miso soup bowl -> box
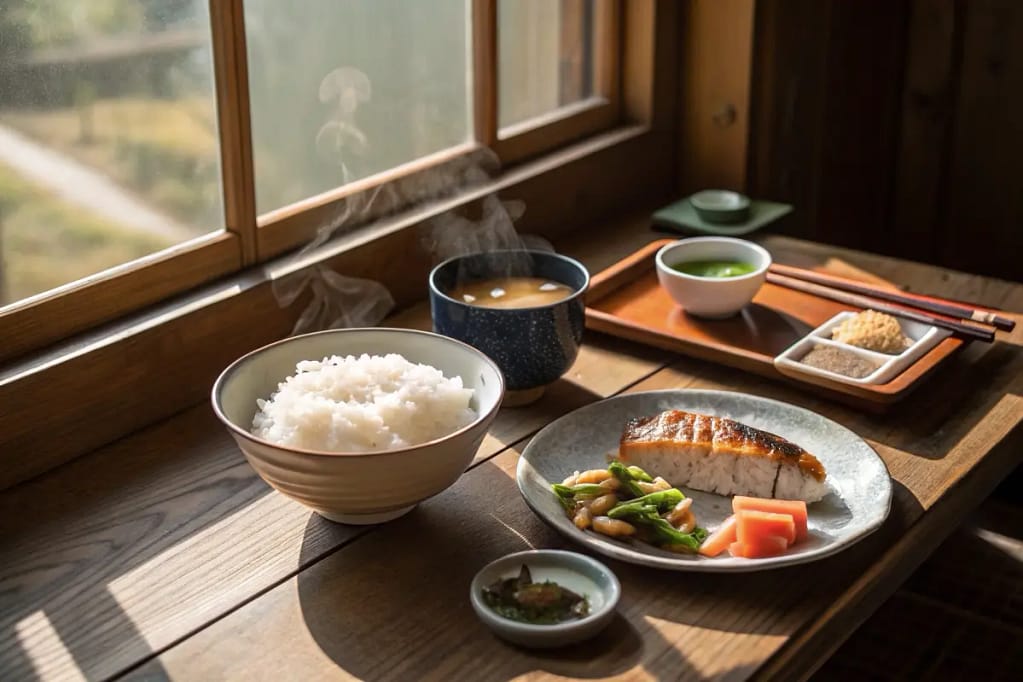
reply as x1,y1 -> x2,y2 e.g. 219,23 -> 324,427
655,237 -> 771,318
211,328 -> 504,525
429,250 -> 589,406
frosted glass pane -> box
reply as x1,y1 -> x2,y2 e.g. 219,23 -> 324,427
498,0 -> 595,129
244,0 -> 472,215
0,0 -> 223,306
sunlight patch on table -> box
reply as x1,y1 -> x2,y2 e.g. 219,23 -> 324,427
15,610 -> 88,682
104,493 -> 323,650
643,614 -> 786,678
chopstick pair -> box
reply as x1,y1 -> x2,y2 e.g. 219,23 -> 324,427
765,264 -> 1014,344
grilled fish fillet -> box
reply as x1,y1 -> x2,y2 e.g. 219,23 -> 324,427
619,410 -> 828,502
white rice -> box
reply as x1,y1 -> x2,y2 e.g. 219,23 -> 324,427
251,353 -> 477,452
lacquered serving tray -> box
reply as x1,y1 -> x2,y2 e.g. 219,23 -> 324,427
584,239 -> 966,411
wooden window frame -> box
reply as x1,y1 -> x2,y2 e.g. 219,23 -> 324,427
0,0 -> 625,361
0,0 -> 257,364
256,0 -> 625,262
0,0 -> 680,489
480,0 -> 623,165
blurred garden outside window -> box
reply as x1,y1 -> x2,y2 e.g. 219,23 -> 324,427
0,0 -> 621,360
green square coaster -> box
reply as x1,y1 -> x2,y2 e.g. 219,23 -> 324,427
652,197 -> 793,236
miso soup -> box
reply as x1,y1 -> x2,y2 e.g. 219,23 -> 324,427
449,276 -> 574,309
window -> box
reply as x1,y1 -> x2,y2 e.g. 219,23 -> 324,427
0,0 -> 223,305
0,0 -> 623,361
498,0 -> 598,130
243,0 -> 472,216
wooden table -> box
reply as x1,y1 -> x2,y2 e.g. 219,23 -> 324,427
2,215 -> 1021,681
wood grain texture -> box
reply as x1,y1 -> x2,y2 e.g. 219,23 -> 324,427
748,0 -> 909,252
3,223 -> 1022,682
593,0 -> 622,111
126,332 -> 1022,682
0,313 -> 670,682
939,0 -> 1023,280
762,235 -> 1023,311
473,0 -> 498,147
620,0 -> 683,132
0,232 -> 240,365
491,0 -> 655,165
677,0 -> 755,193
0,130 -> 675,491
493,99 -> 621,165
811,0 -> 909,255
209,0 -> 258,264
891,0 -> 962,264
747,0 -> 831,240
750,0 -> 1023,281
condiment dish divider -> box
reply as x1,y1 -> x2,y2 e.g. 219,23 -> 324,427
774,311 -> 952,386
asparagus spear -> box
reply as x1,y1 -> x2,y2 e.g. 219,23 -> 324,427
608,488 -> 707,550
552,483 -> 608,498
608,460 -> 648,497
551,482 -> 609,510
607,488 -> 684,515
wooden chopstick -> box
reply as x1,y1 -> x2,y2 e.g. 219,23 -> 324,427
769,263 -> 1015,332
766,271 -> 996,343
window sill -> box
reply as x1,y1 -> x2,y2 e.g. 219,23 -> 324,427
1,123 -> 675,489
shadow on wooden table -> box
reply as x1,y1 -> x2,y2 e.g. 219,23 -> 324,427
293,450 -> 865,681
871,338 -> 1023,459
672,302 -> 815,356
0,407 -> 259,682
673,335 -> 1022,464
294,457 -> 649,680
813,498 -> 1023,681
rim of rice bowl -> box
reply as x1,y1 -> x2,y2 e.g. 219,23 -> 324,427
211,328 -> 505,457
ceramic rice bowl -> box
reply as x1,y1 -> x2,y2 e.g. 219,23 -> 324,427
211,328 -> 504,524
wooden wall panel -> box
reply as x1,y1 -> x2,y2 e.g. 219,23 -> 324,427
890,0 -> 963,263
747,0 -> 833,238
939,0 -> 1023,281
749,0 -> 909,250
747,0 -> 1021,281
677,0 -> 755,194
812,1 -> 909,253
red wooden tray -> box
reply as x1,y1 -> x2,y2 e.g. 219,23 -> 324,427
585,240 -> 966,411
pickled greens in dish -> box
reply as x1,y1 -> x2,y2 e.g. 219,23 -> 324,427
481,565 -> 589,624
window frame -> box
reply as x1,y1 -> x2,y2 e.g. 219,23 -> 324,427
0,0 -> 692,489
0,0 -> 624,360
486,0 -> 622,165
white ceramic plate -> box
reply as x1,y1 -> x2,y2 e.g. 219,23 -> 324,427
516,390 -> 892,572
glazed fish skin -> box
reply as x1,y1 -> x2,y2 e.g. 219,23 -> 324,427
619,410 -> 828,502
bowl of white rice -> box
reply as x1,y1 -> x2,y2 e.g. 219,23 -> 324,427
212,328 -> 504,524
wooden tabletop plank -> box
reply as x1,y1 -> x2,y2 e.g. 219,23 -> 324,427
123,324 -> 1022,681
757,235 -> 1023,312
0,328 -> 670,682
4,217 -> 1022,682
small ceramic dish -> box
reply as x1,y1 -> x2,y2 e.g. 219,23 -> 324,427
469,549 -> 620,648
689,190 -> 751,223
655,237 -> 771,318
774,311 -> 951,385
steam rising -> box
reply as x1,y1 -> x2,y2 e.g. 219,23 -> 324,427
273,65 -> 395,334
273,65 -> 551,334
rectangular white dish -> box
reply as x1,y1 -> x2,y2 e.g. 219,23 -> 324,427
774,311 -> 952,386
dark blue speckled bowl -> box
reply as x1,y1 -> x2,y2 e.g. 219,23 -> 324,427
429,250 -> 589,405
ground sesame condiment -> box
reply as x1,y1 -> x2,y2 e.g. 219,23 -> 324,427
831,310 -> 911,354
800,345 -> 880,379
